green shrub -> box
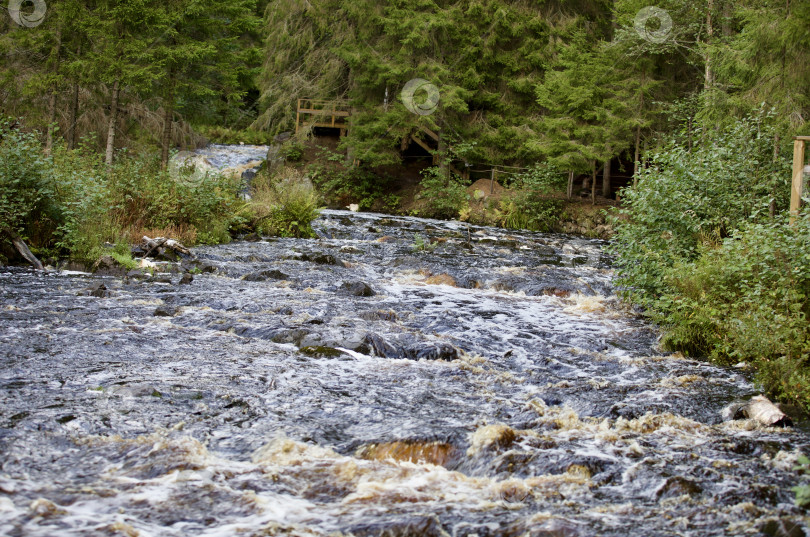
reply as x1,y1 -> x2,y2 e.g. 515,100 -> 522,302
311,165 -> 395,210
250,167 -> 322,238
609,111 -> 810,409
0,122 -> 59,243
280,140 -> 304,162
417,166 -> 469,219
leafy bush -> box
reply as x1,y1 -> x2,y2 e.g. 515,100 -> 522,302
0,122 -> 59,242
610,112 -> 791,307
609,111 -> 810,408
250,167 -> 322,238
312,165 -> 395,210
417,166 -> 469,219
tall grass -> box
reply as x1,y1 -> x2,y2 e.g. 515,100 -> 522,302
249,167 -> 322,238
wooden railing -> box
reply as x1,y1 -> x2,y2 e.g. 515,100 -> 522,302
296,99 -> 351,134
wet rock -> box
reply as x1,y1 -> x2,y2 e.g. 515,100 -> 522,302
125,269 -> 149,281
409,343 -> 458,361
340,281 -> 376,297
78,282 -> 111,298
299,346 -> 345,358
357,440 -> 457,467
724,395 -> 793,427
242,232 -> 261,242
152,274 -> 172,284
181,259 -> 217,274
655,476 -> 703,499
425,273 -> 457,287
300,252 -> 340,265
179,273 -> 194,285
358,310 -> 398,322
365,333 -> 401,358
349,516 -> 445,537
154,304 -> 180,317
759,519 -> 806,537
243,269 -> 289,282
91,255 -> 129,277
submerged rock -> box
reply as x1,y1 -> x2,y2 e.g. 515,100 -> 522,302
179,273 -> 194,285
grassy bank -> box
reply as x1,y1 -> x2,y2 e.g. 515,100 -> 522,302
0,121 -> 246,266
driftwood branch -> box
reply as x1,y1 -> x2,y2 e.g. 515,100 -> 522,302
2,228 -> 44,270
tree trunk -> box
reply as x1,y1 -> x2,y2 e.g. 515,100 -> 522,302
2,228 -> 44,270
160,93 -> 174,170
704,0 -> 715,91
105,79 -> 120,167
567,170 -> 574,199
591,160 -> 596,206
44,91 -> 57,156
602,159 -> 611,199
44,29 -> 62,156
633,127 -> 641,188
67,81 -> 79,150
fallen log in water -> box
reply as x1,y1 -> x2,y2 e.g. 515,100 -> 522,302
725,395 -> 793,427
141,236 -> 192,260
2,228 -> 43,270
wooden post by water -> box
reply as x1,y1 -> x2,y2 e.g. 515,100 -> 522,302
790,136 -> 809,224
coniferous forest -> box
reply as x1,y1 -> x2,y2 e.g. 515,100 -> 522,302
2,1 -> 810,408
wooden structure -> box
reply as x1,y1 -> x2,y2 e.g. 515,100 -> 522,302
296,99 -> 351,135
791,136 -> 810,223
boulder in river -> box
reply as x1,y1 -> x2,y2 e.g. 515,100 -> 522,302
340,281 -> 376,297
78,282 -> 110,298
154,304 -> 180,317
92,255 -> 129,277
243,269 -> 289,282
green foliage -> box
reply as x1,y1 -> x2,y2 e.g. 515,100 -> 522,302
250,167 -> 322,238
280,140 -> 305,162
610,111 -> 790,306
311,165 -> 394,211
0,123 -> 58,238
411,233 -> 437,253
610,112 -> 810,408
417,167 -> 469,220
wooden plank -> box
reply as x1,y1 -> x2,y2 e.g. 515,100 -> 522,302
298,109 -> 351,116
790,139 -> 806,223
421,127 -> 440,141
410,134 -> 434,154
795,136 -> 810,142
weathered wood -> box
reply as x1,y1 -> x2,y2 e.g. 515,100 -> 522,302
2,228 -> 44,270
791,138 -> 806,224
727,395 -> 793,427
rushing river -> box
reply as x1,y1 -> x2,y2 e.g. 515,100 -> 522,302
1,210 -> 809,536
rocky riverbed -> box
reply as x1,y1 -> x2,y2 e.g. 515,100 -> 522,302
1,210 -> 808,536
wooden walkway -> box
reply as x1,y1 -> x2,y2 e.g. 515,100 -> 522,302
296,99 -> 351,135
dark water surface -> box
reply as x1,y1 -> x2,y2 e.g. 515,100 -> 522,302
1,210 -> 808,536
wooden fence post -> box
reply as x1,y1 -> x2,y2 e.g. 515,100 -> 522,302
791,137 -> 809,224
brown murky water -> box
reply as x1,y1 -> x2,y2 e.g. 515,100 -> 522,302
1,209 -> 808,536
